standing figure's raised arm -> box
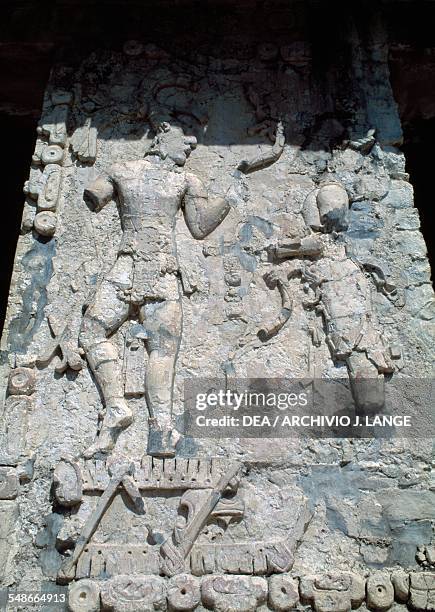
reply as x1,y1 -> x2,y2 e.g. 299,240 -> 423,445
83,174 -> 115,212
183,173 -> 231,239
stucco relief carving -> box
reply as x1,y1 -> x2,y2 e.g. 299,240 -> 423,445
266,181 -> 397,410
79,117 -> 235,458
63,568 -> 435,611
52,454 -> 312,589
1,22 -> 433,609
22,91 -> 71,238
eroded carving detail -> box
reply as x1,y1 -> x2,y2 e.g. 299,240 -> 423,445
36,309 -> 84,374
190,499 -> 311,576
366,571 -> 395,611
238,121 -> 285,174
201,575 -> 268,612
55,457 -> 235,495
123,324 -> 147,398
392,570 -> 410,604
224,270 -> 293,372
0,467 -> 19,500
33,211 -> 57,237
71,117 -> 98,163
59,458 -> 144,582
268,574 -> 299,611
266,181 -> 396,409
167,574 -> 201,611
100,575 -> 166,611
160,462 -> 242,576
53,459 -> 83,507
52,456 -> 313,588
409,573 -> 435,612
0,367 -> 36,499
37,164 -> 62,212
68,579 -> 101,612
54,458 -> 243,581
23,91 -> 70,237
0,395 -> 33,465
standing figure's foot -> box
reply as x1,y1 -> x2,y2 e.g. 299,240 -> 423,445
82,428 -> 116,458
83,399 -> 133,459
104,399 -> 134,429
147,422 -> 180,458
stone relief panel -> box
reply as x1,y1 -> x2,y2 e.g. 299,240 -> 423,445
0,21 -> 434,611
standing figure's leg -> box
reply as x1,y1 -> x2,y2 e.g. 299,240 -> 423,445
140,299 -> 182,457
79,258 -> 133,457
347,325 -> 394,412
346,352 -> 385,412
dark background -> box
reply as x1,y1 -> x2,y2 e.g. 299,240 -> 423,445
1,0 -> 434,335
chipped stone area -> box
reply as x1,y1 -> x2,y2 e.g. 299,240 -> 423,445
0,11 -> 434,612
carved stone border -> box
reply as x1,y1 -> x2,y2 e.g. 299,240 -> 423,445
67,570 -> 435,612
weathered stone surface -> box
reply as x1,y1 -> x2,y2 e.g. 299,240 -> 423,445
7,367 -> 35,396
0,3 -> 434,603
53,459 -> 83,507
0,501 -> 19,582
416,545 -> 435,570
35,513 -> 64,578
391,571 -> 410,603
377,491 -> 435,522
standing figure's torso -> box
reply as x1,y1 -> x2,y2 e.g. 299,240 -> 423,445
110,159 -> 187,259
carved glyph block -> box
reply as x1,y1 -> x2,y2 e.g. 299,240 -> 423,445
300,572 -> 365,612
391,571 -> 410,603
201,575 -> 268,612
409,572 -> 435,611
7,367 -> 35,396
37,164 -> 62,212
0,395 -> 32,464
41,144 -> 64,166
100,575 -> 166,612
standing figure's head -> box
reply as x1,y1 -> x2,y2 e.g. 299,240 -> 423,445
302,181 -> 349,234
146,113 -> 197,166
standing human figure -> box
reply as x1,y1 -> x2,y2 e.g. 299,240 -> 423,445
80,118 -> 232,457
